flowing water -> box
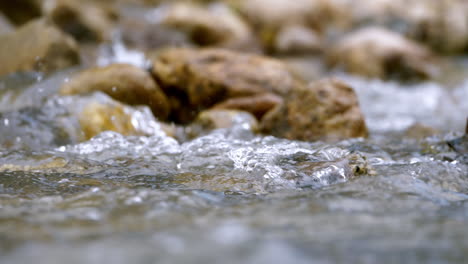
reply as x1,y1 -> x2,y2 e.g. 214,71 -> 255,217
0,47 -> 467,263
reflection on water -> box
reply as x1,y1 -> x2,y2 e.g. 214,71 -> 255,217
0,64 -> 467,263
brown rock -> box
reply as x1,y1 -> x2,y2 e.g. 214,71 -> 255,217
120,19 -> 190,52
152,47 -> 301,123
212,93 -> 283,120
333,0 -> 468,54
260,78 -> 368,142
327,27 -> 438,80
150,2 -> 256,51
42,0 -> 115,42
0,0 -> 42,25
274,24 -> 322,54
398,0 -> 468,54
236,0 -> 344,52
0,19 -> 79,77
60,64 -> 170,120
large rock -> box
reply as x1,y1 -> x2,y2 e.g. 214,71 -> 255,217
0,19 -> 79,77
260,78 -> 368,142
60,64 -> 170,120
151,47 -> 301,123
42,0 -> 115,42
326,27 -> 437,80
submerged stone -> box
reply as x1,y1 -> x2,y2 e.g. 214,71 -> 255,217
0,19 -> 79,77
182,109 -> 259,140
260,78 -> 368,142
60,63 -> 170,120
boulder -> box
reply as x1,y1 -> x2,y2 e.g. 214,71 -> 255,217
327,27 -> 438,80
0,19 -> 79,77
260,78 -> 368,142
60,64 -> 170,120
151,47 -> 301,123
42,0 -> 115,42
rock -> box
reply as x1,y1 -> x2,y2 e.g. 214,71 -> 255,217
151,47 -> 301,123
60,63 -> 170,120
0,19 -> 80,77
260,78 -> 368,142
238,0 -> 342,31
236,0 -> 344,52
274,24 -> 322,54
334,0 -> 468,54
398,0 -> 468,54
212,93 -> 283,120
326,27 -> 438,80
42,0 -> 115,42
78,101 -> 141,140
149,2 -> 257,51
182,109 -> 258,140
0,0 -> 42,25
70,93 -> 168,141
404,123 -> 439,140
121,19 -> 190,52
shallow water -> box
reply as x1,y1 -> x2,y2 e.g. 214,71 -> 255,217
0,56 -> 467,263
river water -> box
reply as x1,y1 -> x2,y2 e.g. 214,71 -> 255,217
0,49 -> 467,263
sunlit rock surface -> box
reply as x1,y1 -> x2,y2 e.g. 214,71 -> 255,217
60,63 -> 170,120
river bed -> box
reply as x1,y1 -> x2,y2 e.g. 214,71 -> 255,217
0,54 -> 467,263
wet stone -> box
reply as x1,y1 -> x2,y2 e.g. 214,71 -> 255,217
274,24 -> 322,54
182,109 -> 259,140
149,2 -> 257,51
0,19 -> 80,77
260,78 -> 368,142
42,0 -> 116,42
60,63 -> 170,120
151,47 -> 301,123
327,27 -> 438,81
